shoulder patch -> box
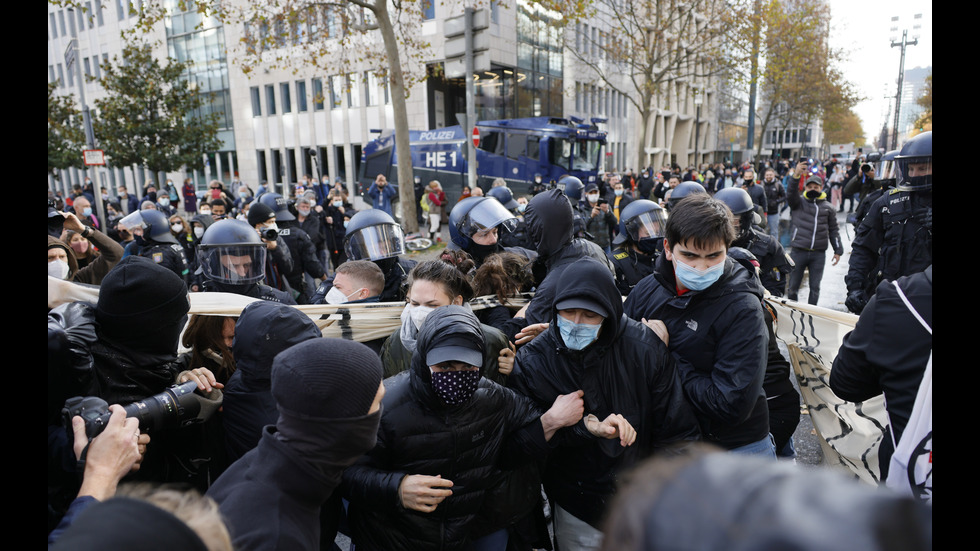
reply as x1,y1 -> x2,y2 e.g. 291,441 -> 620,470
151,252 -> 164,263
613,251 -> 629,260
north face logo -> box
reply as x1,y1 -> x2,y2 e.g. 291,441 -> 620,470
685,319 -> 698,332
472,431 -> 485,443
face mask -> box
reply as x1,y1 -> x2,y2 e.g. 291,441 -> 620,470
332,200 -> 343,208
614,189 -> 624,197
673,256 -> 725,291
743,178 -> 753,185
325,286 -> 363,305
517,203 -> 527,213
237,213 -> 247,221
430,369 -> 481,406
159,198 -> 170,207
171,223 -> 183,233
343,220 -> 349,228
805,189 -> 821,200
263,223 -> 279,233
48,259 -> 70,280
298,208 -> 311,217
535,178 -> 542,184
200,208 -> 211,215
82,207 -> 93,217
407,304 -> 435,331
556,315 -> 601,351
69,240 -> 89,255
587,193 -> 599,203
636,237 -> 663,256
193,226 -> 205,238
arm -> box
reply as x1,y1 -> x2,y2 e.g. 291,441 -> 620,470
829,293 -> 886,402
827,204 -> 844,259
62,213 -> 125,285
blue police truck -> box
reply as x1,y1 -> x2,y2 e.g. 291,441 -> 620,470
358,116 -> 607,209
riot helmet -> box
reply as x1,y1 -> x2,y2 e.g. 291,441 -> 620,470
258,192 -> 296,221
555,175 -> 585,202
894,131 -> 932,191
196,219 -> 268,285
486,185 -> 520,210
448,196 -> 519,250
343,209 -> 405,261
667,181 -> 707,210
714,187 -> 761,239
119,209 -> 177,245
613,199 -> 668,256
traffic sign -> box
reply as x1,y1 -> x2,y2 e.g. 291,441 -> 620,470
472,127 -> 480,149
83,149 -> 105,166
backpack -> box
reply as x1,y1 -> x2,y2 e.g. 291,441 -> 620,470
420,195 -> 430,213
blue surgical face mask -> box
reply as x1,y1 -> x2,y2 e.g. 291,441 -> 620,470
82,207 -> 93,217
614,189 -> 624,197
556,314 -> 601,351
673,256 -> 725,291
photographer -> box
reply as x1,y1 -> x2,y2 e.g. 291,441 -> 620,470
584,184 -> 617,254
247,202 -> 295,295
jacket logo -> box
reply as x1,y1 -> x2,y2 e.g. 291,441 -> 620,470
151,252 -> 164,263
685,319 -> 698,332
472,430 -> 485,443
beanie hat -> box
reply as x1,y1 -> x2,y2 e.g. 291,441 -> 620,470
50,497 -> 208,551
247,202 -> 276,227
95,255 -> 189,340
272,338 -> 383,420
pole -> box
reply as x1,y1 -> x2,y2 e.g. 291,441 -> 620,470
465,4 -> 477,190
67,8 -> 105,231
890,28 -> 918,150
694,104 -> 701,165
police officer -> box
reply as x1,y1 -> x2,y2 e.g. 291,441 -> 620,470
849,149 -> 899,229
555,175 -> 590,239
665,180 -> 707,211
137,209 -> 191,286
258,192 -> 326,304
486,185 -> 535,250
340,209 -> 417,302
607,199 -> 669,296
845,131 -> 932,314
715,187 -> 794,297
446,196 -> 536,270
196,218 -> 296,303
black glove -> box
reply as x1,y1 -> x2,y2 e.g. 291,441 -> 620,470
845,290 -> 868,315
914,207 -> 932,231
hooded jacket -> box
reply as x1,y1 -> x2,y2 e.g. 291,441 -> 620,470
342,305 -> 547,551
509,257 -> 701,527
521,189 -> 614,327
786,176 -> 844,254
623,253 -> 770,450
222,301 -> 323,463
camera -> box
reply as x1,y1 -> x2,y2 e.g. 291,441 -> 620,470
596,198 -> 608,206
260,227 -> 279,241
62,380 -> 202,441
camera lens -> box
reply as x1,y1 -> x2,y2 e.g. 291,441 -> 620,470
123,381 -> 201,432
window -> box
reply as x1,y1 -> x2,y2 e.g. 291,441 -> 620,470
312,78 -> 324,110
575,82 -> 581,112
85,2 -> 94,28
347,74 -> 360,107
527,135 -> 540,161
421,0 -> 435,20
280,82 -> 292,113
256,150 -> 268,182
296,80 -> 308,112
330,75 -> 344,109
250,86 -> 261,116
57,64 -> 64,86
96,1 -> 104,26
478,130 -> 505,155
67,62 -> 74,86
83,57 -> 91,78
50,13 -> 58,38
58,10 -> 67,36
506,133 -> 527,160
366,71 -> 380,106
265,84 -> 276,115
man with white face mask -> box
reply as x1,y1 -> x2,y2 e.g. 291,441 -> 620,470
318,260 -> 387,353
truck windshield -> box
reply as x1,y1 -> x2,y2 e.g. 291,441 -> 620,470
554,138 -> 602,171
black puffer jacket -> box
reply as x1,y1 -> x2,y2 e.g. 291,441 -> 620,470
510,257 -> 701,528
342,305 -> 547,551
623,254 -> 770,450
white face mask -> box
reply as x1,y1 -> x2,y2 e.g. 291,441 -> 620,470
332,200 -> 343,208
48,259 -> 70,280
200,209 -> 211,215
402,304 -> 436,332
587,193 -> 599,203
325,286 -> 363,305
171,223 -> 183,233
159,198 -> 170,207
193,226 -> 205,238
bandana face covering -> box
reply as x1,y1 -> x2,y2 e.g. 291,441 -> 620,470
429,368 -> 481,405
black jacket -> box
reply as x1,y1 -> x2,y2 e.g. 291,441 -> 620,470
762,178 -> 786,214
786,181 -> 844,254
733,226 -> 794,297
830,266 -> 932,481
342,306 -> 547,551
623,254 -> 770,450
509,257 -> 701,527
608,244 -> 657,296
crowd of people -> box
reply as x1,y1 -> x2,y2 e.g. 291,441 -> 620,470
48,132 -> 931,550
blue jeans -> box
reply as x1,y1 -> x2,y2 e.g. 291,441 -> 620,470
767,213 -> 780,241
786,248 -> 826,305
471,529 -> 509,551
729,433 -> 777,459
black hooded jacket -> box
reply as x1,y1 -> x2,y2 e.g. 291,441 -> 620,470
221,301 -> 323,463
509,257 -> 701,528
342,305 -> 547,551
521,189 -> 614,327
623,254 -> 770,450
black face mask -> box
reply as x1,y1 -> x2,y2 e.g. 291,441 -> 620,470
636,237 -> 663,256
805,189 -> 821,200
743,178 -> 754,185
469,241 -> 501,263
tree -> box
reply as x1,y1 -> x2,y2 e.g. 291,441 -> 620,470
912,71 -> 932,133
48,82 -> 86,178
567,0 -> 733,170
822,108 -> 865,146
91,40 -> 223,187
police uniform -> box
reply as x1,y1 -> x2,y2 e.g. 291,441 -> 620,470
735,226 -> 794,297
139,240 -> 190,286
608,245 -> 657,296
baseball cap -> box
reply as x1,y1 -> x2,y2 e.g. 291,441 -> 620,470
555,296 -> 609,318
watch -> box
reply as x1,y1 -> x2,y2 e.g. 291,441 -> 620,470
82,226 -> 92,238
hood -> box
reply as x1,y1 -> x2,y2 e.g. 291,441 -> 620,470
48,235 -> 79,277
191,213 -> 215,229
232,301 -> 322,386
409,305 -> 486,403
637,452 -> 932,551
550,256 -> 625,348
524,188 -> 574,258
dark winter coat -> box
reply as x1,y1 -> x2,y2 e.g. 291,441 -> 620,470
509,257 -> 701,528
786,179 -> 844,254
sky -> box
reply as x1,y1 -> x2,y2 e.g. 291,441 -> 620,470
826,0 -> 932,147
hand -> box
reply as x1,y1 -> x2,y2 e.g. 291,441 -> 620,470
831,254 -> 840,266
73,405 -> 144,501
542,390 -> 585,431
585,413 -> 637,447
497,341 -> 516,376
398,474 -> 453,513
845,290 -> 867,315
641,318 -> 669,346
178,367 -> 224,393
314,205 -> 324,213
264,237 -> 278,251
325,216 -> 334,225
600,203 -> 609,212
591,206 -> 600,218
515,323 -> 549,346
61,212 -> 85,233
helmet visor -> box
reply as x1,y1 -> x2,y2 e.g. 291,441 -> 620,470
625,209 -> 668,242
895,157 -> 932,190
118,211 -> 146,231
198,245 -> 267,285
345,223 -> 405,260
460,199 -> 518,237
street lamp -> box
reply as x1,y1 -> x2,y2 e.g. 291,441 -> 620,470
693,87 -> 703,166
